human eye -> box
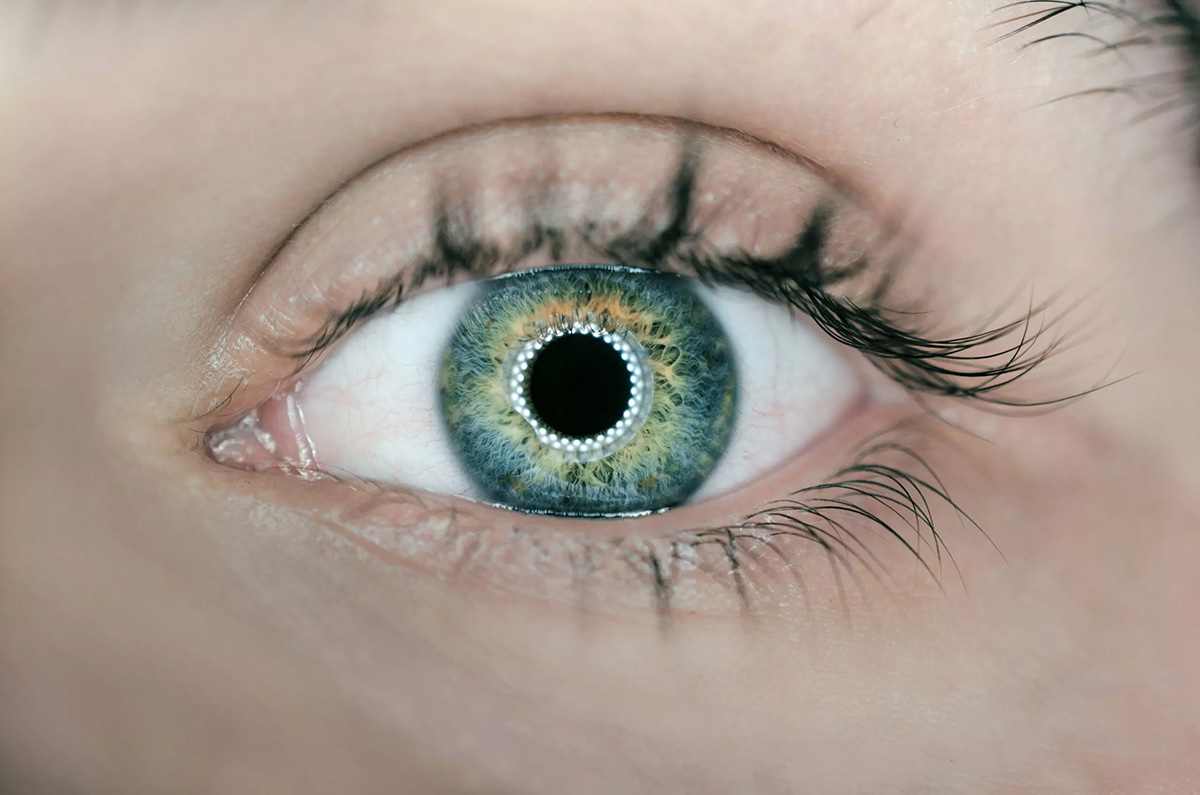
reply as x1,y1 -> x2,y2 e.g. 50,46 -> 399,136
197,117 -> 1061,615
253,263 -> 862,517
11,0 -> 1200,789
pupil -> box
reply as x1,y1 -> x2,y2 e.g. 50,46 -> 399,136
528,333 -> 632,438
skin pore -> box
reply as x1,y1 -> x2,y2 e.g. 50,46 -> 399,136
2,1 -> 1200,793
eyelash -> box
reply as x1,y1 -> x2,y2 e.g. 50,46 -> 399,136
328,417 -> 979,616
618,431 -> 979,616
293,145 -> 1064,408
992,0 -> 1200,130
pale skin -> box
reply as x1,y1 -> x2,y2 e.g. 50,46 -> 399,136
2,1 -> 1200,793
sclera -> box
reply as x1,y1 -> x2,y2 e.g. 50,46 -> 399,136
290,276 -> 861,509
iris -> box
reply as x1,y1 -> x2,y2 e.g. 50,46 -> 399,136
440,265 -> 736,516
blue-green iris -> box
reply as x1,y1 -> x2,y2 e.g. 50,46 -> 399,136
439,265 -> 736,516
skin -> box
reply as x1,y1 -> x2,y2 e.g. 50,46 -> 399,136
2,1 -> 1200,792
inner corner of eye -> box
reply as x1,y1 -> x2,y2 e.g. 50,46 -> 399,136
226,262 -> 866,519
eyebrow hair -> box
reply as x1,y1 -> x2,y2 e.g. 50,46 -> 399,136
13,0 -> 1200,56
988,0 -> 1200,131
1159,0 -> 1200,106
1162,0 -> 1200,45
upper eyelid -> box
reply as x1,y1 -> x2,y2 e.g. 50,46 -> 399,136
243,123 -> 1079,412
227,121 -> 826,342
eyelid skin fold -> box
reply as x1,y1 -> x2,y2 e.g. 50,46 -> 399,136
206,117 -> 897,412
213,116 -> 1079,423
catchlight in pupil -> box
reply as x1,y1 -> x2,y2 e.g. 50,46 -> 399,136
527,333 -> 633,439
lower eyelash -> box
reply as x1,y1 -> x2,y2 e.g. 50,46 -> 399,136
287,417 -> 985,618
612,428 -> 984,617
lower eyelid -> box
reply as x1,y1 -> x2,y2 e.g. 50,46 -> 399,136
204,385 -> 956,618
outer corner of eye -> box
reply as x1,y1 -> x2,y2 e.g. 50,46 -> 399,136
205,261 -> 870,522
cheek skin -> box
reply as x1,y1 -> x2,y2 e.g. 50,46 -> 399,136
3,1 -> 1200,793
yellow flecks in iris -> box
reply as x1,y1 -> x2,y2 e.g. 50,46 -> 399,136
448,277 -> 720,492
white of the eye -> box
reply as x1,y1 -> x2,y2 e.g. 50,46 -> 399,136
299,283 -> 479,496
690,285 -> 861,500
298,279 -> 862,503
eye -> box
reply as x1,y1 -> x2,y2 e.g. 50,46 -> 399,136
200,116 -> 1049,612
260,264 -> 859,517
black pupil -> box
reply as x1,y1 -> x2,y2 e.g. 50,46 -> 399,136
528,333 -> 632,439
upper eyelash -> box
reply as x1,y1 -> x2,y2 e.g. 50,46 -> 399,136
290,142 -> 1070,407
600,151 -> 1076,407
